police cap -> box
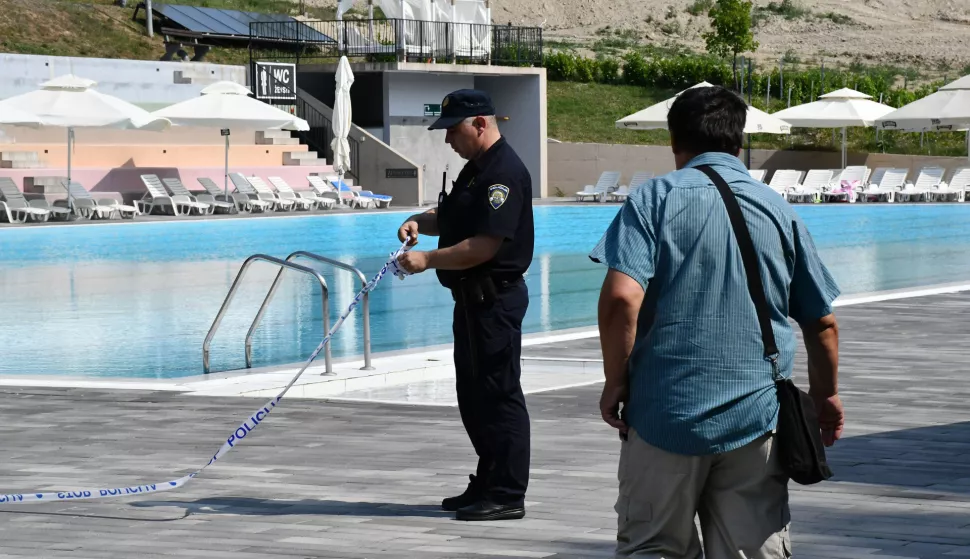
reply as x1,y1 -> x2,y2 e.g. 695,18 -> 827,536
427,89 -> 495,131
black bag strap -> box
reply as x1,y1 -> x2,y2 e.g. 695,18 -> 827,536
694,164 -> 780,365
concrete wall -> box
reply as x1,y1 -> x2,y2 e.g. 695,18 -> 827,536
384,72 -> 471,203
475,74 -> 546,198
547,142 -> 970,196
299,89 -> 422,205
0,53 -> 246,110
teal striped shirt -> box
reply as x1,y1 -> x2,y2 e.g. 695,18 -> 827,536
589,153 -> 840,455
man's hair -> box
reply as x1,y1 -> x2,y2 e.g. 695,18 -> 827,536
462,115 -> 498,127
666,86 -> 747,156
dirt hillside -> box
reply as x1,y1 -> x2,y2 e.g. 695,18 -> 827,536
490,0 -> 970,68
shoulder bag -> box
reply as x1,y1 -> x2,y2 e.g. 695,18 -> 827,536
695,164 -> 833,486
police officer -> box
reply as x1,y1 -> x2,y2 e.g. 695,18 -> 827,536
396,89 -> 534,522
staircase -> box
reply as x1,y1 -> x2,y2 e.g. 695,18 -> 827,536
1,151 -> 44,169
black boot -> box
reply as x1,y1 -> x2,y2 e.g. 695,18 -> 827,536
441,475 -> 484,512
455,499 -> 525,521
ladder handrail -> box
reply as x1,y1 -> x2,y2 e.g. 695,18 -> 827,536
245,251 -> 374,371
202,254 -> 331,374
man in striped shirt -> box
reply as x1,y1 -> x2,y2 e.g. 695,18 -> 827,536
590,85 -> 844,559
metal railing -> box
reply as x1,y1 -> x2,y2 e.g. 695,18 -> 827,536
295,93 -> 360,181
249,19 -> 543,67
202,254 -> 331,375
247,251 -> 374,371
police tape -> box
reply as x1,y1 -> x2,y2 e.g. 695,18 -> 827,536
0,240 -> 413,505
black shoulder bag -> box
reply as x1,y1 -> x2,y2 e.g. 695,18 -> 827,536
695,164 -> 833,486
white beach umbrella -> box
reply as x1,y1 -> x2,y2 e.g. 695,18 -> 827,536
771,88 -> 896,168
875,75 -> 970,160
150,81 -> 309,198
331,56 -> 355,205
0,74 -> 169,210
615,81 -> 792,135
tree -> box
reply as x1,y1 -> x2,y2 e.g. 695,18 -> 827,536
703,0 -> 759,91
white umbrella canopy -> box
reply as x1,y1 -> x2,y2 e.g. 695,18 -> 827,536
0,74 -> 170,210
152,81 -> 309,131
875,75 -> 970,132
150,81 -> 309,198
331,56 -> 355,205
0,105 -> 45,128
615,81 -> 792,135
771,88 -> 896,168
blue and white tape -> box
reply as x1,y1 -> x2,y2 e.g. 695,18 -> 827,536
0,240 -> 413,505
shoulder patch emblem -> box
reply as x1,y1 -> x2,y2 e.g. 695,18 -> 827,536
487,184 -> 510,210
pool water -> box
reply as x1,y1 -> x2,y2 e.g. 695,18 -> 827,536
1,204 -> 970,379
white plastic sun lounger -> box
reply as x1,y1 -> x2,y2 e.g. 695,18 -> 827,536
860,168 -> 907,203
0,178 -> 58,222
576,171 -> 620,202
822,166 -> 868,203
139,174 -> 209,216
163,177 -> 234,214
897,166 -> 945,202
198,177 -> 269,213
60,180 -> 138,219
931,167 -> 969,202
766,170 -> 803,200
748,169 -> 767,182
268,176 -> 333,210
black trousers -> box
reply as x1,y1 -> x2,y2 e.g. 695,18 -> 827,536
452,279 -> 531,506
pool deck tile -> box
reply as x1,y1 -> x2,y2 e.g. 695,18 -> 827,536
0,293 -> 970,557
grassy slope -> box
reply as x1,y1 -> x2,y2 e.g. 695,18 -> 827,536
0,0 -> 335,66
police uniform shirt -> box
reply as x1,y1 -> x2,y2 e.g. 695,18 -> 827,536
436,136 -> 534,289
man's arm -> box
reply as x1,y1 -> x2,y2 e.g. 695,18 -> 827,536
426,235 -> 502,270
401,208 -> 440,238
597,269 -> 645,434
798,313 -> 843,446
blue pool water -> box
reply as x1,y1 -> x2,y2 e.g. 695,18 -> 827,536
1,204 -> 970,379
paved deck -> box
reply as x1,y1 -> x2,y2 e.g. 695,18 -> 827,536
1,293 -> 969,558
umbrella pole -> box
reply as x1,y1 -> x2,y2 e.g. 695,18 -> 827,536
841,127 -> 847,169
224,133 -> 229,200
67,127 -> 73,213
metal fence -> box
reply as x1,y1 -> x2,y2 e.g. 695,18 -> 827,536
295,94 -> 360,182
249,19 -> 543,67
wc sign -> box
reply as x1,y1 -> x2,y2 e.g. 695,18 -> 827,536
254,62 -> 297,101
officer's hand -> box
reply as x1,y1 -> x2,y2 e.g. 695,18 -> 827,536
398,221 -> 420,246
397,251 -> 430,274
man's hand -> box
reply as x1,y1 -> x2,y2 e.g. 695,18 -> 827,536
398,221 -> 420,246
397,251 -> 430,274
599,382 -> 629,436
812,393 -> 844,446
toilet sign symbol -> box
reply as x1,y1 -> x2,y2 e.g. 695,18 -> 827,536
260,67 -> 269,97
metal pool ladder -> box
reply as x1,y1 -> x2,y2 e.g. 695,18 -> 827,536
202,252 -> 375,375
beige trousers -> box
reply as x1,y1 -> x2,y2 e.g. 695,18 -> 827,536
614,428 -> 792,559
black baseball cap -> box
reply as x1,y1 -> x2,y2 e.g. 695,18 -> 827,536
427,89 -> 495,130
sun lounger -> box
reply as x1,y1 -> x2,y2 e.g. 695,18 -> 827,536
58,180 -> 138,219
576,171 -> 620,202
0,178 -> 60,222
198,177 -> 269,213
245,175 -> 298,211
897,166 -> 945,202
861,168 -> 907,202
139,174 -> 210,216
307,175 -> 371,208
229,173 -> 292,212
748,169 -> 767,182
610,171 -> 652,200
766,170 -> 803,200
823,166 -> 868,203
324,174 -> 392,208
162,177 -> 234,214
938,167 -> 970,203
268,176 -> 334,210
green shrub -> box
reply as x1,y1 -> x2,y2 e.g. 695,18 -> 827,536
574,56 -> 599,83
545,51 -> 577,81
597,57 -> 621,84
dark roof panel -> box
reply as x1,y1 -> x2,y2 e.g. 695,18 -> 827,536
152,3 -> 333,42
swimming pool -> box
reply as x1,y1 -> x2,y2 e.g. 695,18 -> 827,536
2,204 -> 970,379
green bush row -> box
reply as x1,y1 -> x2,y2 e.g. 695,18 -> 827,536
543,50 -> 940,108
